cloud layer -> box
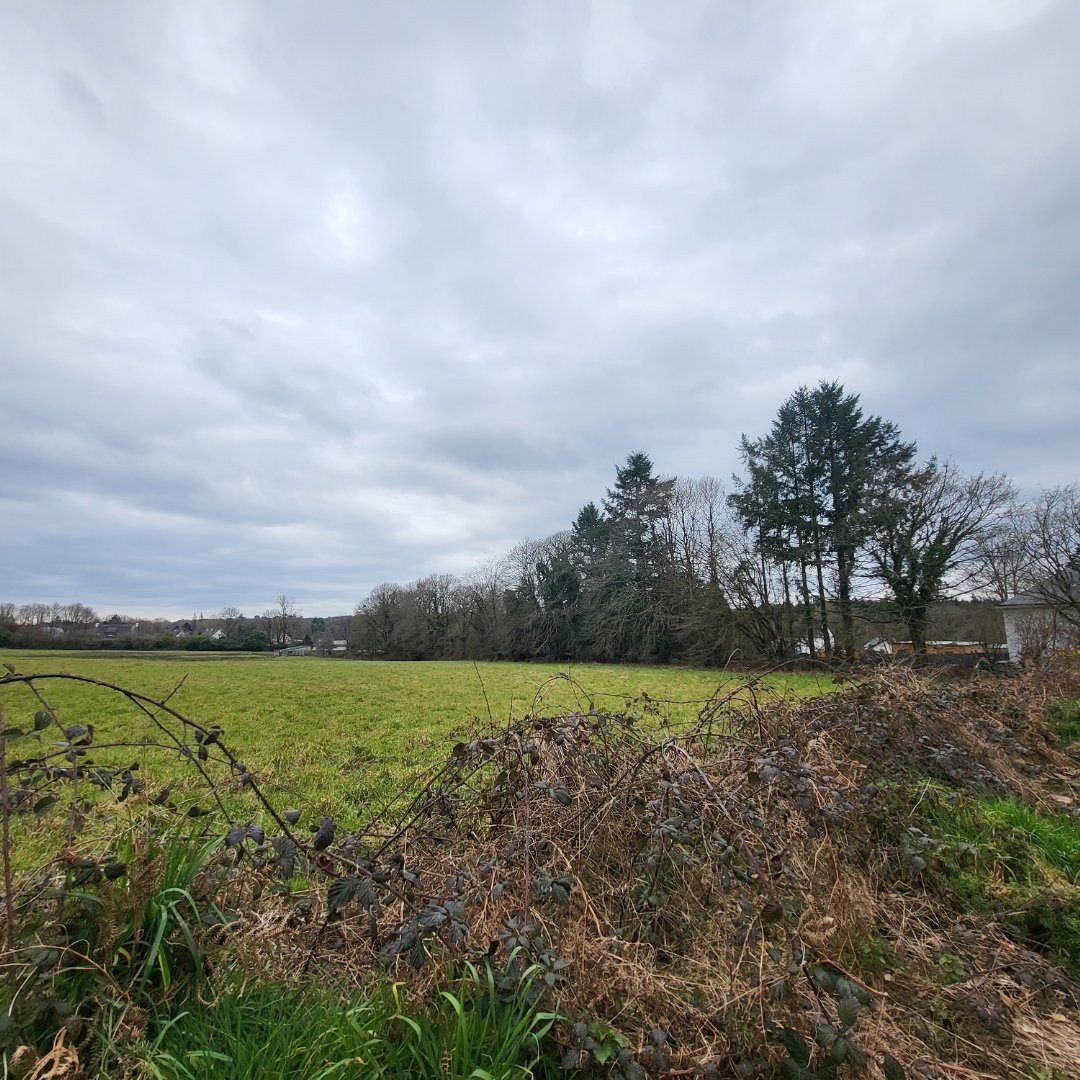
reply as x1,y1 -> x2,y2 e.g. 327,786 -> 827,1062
2,0 -> 1078,617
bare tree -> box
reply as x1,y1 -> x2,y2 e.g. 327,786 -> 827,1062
1022,484 -> 1080,630
865,461 -> 1015,654
351,582 -> 404,656
217,607 -> 244,638
456,556 -> 510,659
970,498 -> 1035,603
263,595 -> 301,647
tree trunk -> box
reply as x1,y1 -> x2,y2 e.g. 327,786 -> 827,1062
835,546 -> 855,659
782,562 -> 795,659
908,609 -> 930,656
798,553 -> 816,660
812,541 -> 832,658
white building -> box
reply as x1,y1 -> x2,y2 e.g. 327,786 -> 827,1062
999,572 -> 1080,663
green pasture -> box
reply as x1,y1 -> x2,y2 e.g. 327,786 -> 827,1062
0,652 -> 829,867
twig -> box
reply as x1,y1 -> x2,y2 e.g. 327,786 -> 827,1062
472,661 -> 494,725
0,700 -> 14,955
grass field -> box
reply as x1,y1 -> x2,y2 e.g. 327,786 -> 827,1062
0,652 -> 830,862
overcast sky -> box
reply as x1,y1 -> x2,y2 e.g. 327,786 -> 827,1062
2,1 -> 1078,618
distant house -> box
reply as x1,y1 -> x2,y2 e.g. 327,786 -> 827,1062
999,572 -> 1080,662
864,639 -> 1005,664
866,639 -> 985,657
170,621 -> 225,641
96,622 -> 140,640
276,645 -> 313,657
794,635 -> 827,657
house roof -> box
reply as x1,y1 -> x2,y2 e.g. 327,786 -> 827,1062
999,590 -> 1046,608
1000,568 -> 1080,609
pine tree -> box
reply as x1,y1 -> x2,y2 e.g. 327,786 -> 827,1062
731,382 -> 916,659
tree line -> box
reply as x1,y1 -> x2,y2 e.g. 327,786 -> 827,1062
0,600 -> 342,653
349,381 -> 1078,663
3,382 -> 1076,664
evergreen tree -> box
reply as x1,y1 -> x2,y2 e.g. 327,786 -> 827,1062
587,453 -> 676,661
731,382 -> 915,658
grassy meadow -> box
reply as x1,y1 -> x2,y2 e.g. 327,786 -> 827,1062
0,651 -> 830,865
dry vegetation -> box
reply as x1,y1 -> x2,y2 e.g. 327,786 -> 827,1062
2,659 -> 1079,1078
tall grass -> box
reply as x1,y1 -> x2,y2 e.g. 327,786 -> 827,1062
118,962 -> 562,1080
1047,694 -> 1080,747
926,793 -> 1080,977
930,795 -> 1080,884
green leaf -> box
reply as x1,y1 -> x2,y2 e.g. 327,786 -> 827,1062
832,1038 -> 867,1067
33,795 -> 57,816
882,1053 -> 906,1080
328,876 -> 359,913
33,711 -> 53,731
2,727 -> 24,741
837,990 -> 861,1027
810,964 -> 840,993
781,1028 -> 811,1068
407,936 -> 427,970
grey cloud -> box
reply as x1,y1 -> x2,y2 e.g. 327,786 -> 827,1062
2,0 -> 1078,616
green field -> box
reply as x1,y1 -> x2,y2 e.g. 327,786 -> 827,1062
0,652 -> 829,856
